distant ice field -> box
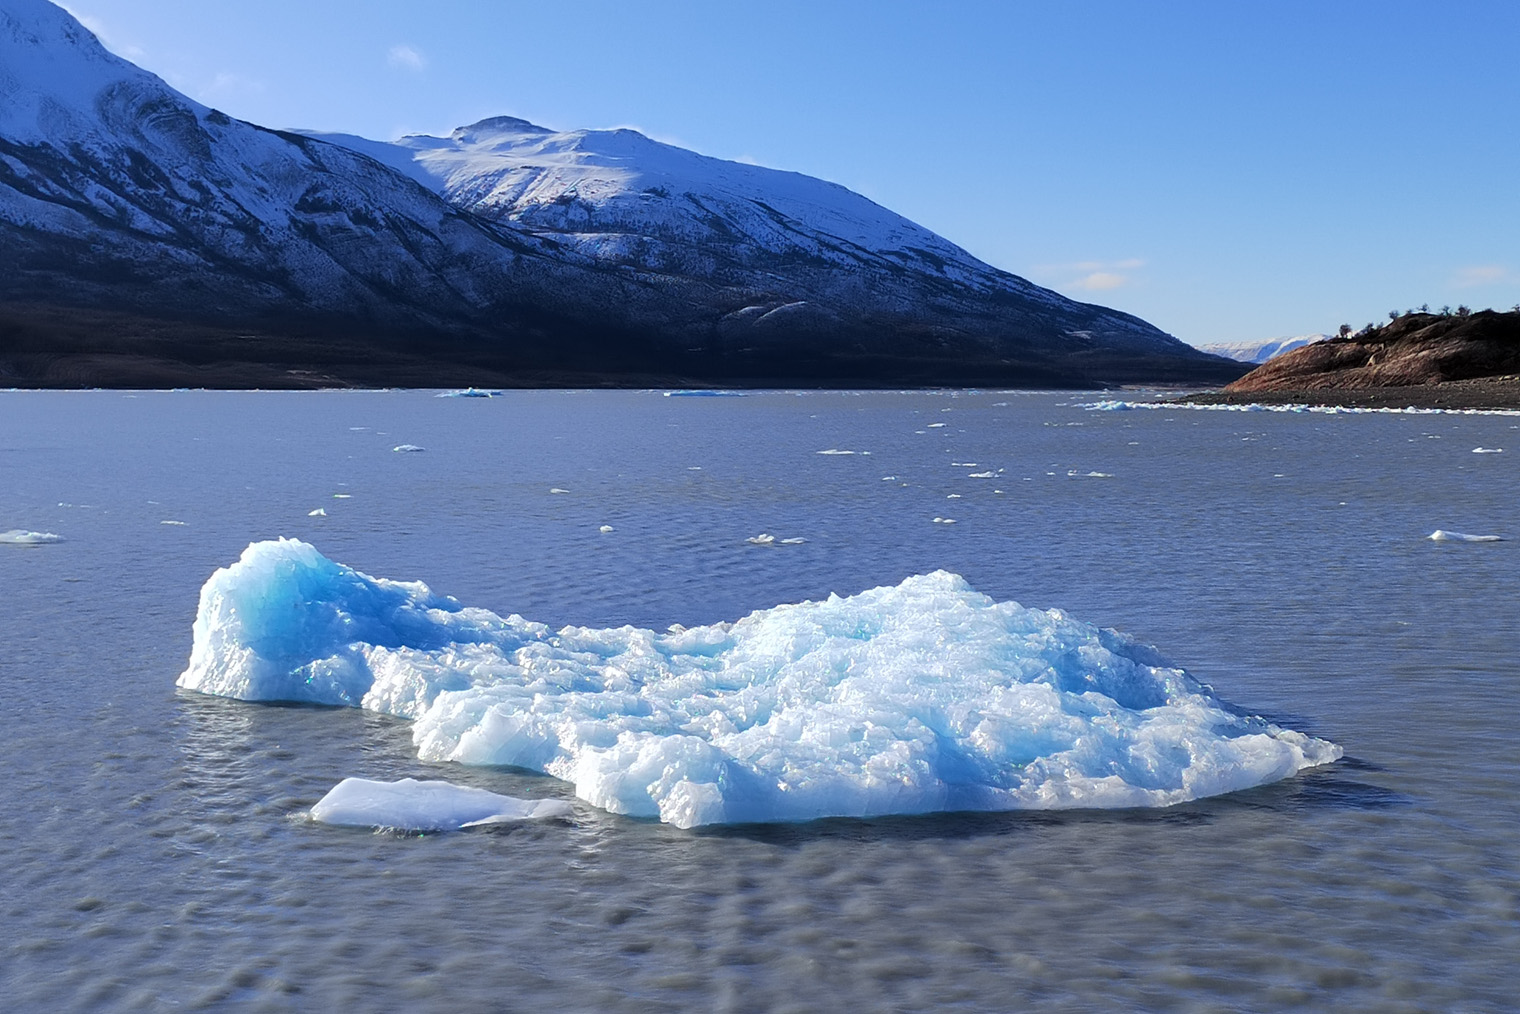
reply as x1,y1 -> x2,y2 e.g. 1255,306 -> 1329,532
3,389 -> 1518,1013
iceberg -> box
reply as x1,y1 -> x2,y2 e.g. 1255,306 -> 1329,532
310,777 -> 572,830
0,529 -> 64,544
179,540 -> 1341,829
1428,530 -> 1503,542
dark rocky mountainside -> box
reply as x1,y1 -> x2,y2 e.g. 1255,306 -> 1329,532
0,0 -> 1244,389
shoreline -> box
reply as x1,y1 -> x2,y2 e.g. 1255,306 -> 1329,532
1176,376 -> 1520,412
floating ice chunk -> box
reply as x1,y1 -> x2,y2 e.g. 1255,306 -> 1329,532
308,509 -> 327,517
435,389 -> 500,398
333,494 -> 352,499
1068,470 -> 1113,478
549,488 -> 570,494
664,390 -> 741,397
968,471 -> 995,478
881,475 -> 898,481
946,493 -> 962,499
816,449 -> 857,455
310,777 -> 572,830
160,520 -> 187,526
927,423 -> 946,428
747,533 -> 776,545
779,537 -> 806,545
1428,530 -> 1503,542
599,525 -> 615,533
1473,447 -> 1503,454
180,540 -> 1342,828
392,444 -> 425,453
0,529 -> 64,545
931,516 -> 957,524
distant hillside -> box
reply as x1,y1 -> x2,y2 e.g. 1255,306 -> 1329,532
1196,334 -> 1328,364
1209,310 -> 1520,407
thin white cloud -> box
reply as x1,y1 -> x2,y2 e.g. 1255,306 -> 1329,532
1075,271 -> 1128,291
1034,258 -> 1148,293
1452,265 -> 1513,288
387,44 -> 427,72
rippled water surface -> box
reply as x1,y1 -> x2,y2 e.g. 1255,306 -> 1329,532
2,389 -> 1517,1012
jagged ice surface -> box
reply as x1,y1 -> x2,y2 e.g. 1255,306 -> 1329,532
178,540 -> 1340,828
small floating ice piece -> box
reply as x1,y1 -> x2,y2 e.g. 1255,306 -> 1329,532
746,533 -> 777,545
927,423 -> 946,428
932,517 -> 957,524
310,777 -> 572,831
160,520 -> 187,526
1472,447 -> 1504,454
968,471 -> 995,478
436,388 -> 500,398
946,493 -> 962,499
549,488 -> 570,494
1428,530 -> 1503,542
598,525 -> 614,533
392,445 -> 425,453
816,449 -> 856,455
0,529 -> 64,545
309,509 -> 327,517
779,537 -> 806,545
1068,470 -> 1113,478
333,494 -> 352,499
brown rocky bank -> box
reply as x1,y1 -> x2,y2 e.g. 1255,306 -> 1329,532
1185,310 -> 1520,409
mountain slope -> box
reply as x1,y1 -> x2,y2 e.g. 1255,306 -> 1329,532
0,0 -> 1243,387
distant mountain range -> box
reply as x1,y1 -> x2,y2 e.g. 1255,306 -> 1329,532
1195,335 -> 1329,365
0,0 -> 1243,388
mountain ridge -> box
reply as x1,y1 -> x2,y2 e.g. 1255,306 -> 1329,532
0,0 -> 1244,388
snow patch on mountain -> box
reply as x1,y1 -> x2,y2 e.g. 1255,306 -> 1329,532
1196,335 -> 1329,364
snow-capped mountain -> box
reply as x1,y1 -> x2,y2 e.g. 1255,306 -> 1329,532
1195,335 -> 1329,365
0,0 -> 1242,387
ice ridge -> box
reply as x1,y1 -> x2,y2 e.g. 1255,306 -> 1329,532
178,539 -> 1341,828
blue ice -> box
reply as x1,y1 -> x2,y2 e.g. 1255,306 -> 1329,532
179,540 -> 1341,828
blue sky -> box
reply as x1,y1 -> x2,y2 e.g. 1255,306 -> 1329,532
60,0 -> 1519,345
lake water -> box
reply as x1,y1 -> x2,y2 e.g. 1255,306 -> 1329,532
2,389 -> 1517,1012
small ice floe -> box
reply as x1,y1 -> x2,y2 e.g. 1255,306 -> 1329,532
747,533 -> 776,545
436,388 -> 500,398
1428,530 -> 1503,542
950,462 -> 978,467
968,471 -> 995,479
392,444 -> 425,453
310,777 -> 572,831
927,423 -> 946,429
160,520 -> 187,526
779,537 -> 806,545
0,529 -> 64,545
549,488 -> 570,494
308,509 -> 327,517
881,475 -> 898,481
1472,447 -> 1504,454
664,390 -> 741,397
599,525 -> 615,533
931,517 -> 957,525
1068,470 -> 1113,478
333,494 -> 352,499
816,449 -> 857,455
348,427 -> 369,431
946,494 -> 962,499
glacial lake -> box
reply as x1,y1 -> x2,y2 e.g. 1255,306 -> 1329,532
2,389 -> 1517,1012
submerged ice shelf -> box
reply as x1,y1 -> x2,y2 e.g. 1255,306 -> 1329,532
178,540 -> 1341,828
